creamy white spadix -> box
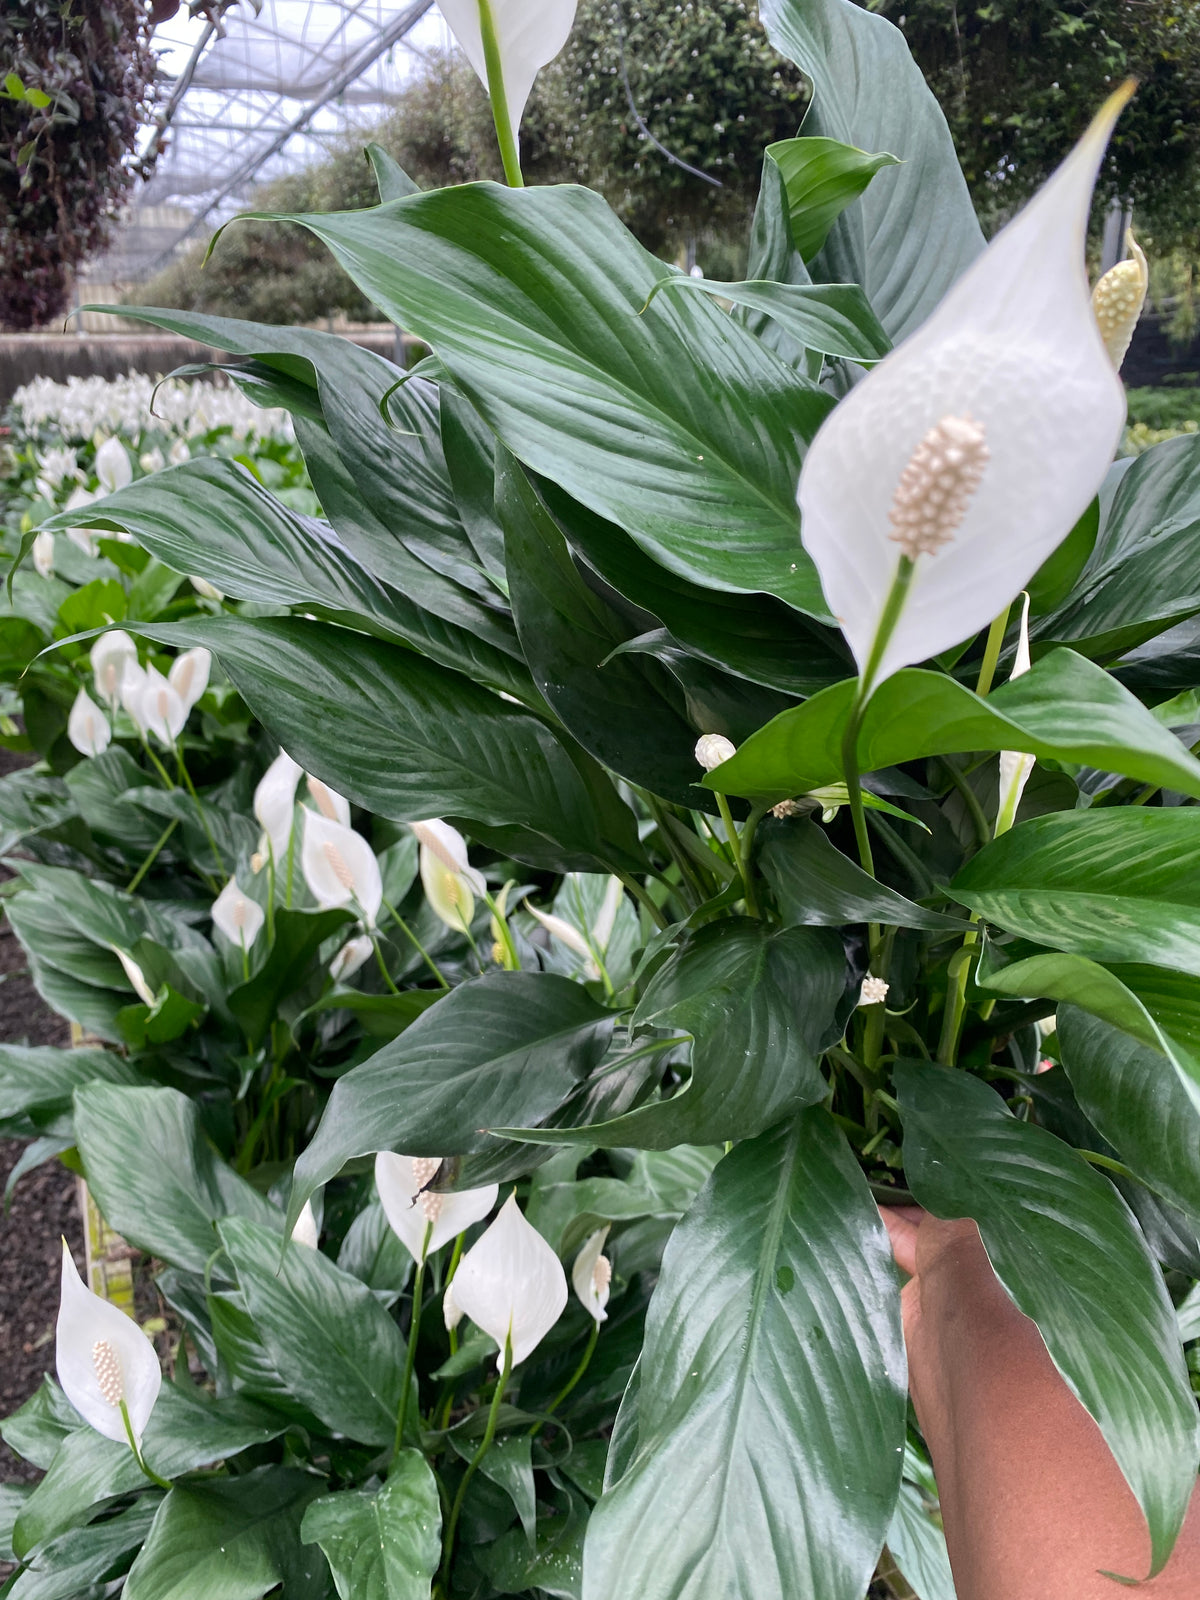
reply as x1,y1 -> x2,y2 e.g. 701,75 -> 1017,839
300,811 -> 382,926
797,85 -> 1133,691
436,0 -> 577,151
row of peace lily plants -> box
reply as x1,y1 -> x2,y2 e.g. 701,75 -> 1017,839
3,0 -> 1200,1597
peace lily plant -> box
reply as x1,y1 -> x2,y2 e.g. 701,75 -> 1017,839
4,0 -> 1200,1597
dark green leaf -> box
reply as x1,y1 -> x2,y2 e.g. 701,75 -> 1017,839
643,275 -> 890,364
896,1060 -> 1200,1573
218,1216 -> 407,1446
237,184 -> 835,613
0,1043 -> 138,1123
228,907 -> 352,1048
73,1084 -> 279,1272
953,811 -> 1200,978
583,1111 -> 905,1600
498,455 -> 702,805
759,0 -> 983,341
759,818 -> 967,930
288,972 -> 613,1229
122,1467 -> 330,1600
8,1499 -> 157,1600
300,1452 -> 441,1600
766,135 -> 901,263
129,615 -> 644,874
885,1480 -> 956,1600
709,649 -> 1200,802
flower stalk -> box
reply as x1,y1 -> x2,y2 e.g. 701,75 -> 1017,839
441,1336 -> 513,1590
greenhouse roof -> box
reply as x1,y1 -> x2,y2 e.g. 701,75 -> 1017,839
133,0 -> 454,268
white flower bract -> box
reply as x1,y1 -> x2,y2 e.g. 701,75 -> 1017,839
56,1241 -> 162,1448
996,593 -> 1036,836
291,1200 -> 320,1250
67,689 -> 110,758
94,437 -> 133,496
451,1192 -> 567,1366
694,733 -> 736,772
254,750 -> 302,865
411,819 -> 484,932
375,1152 -> 498,1263
436,0 -> 577,152
301,810 -> 382,926
91,630 -> 138,707
211,878 -> 265,947
168,648 -> 211,713
329,933 -> 374,983
572,1226 -> 612,1323
797,85 -> 1133,690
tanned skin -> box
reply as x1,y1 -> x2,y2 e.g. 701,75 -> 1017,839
880,1207 -> 1200,1599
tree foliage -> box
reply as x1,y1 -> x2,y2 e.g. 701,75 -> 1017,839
0,0 -> 158,332
881,0 -> 1200,244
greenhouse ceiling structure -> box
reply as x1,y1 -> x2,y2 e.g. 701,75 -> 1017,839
107,0 -> 455,281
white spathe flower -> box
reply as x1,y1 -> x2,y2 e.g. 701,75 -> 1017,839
375,1152 -> 498,1263
329,933 -> 374,983
591,876 -> 624,953
411,818 -> 485,932
797,85 -> 1133,693
996,593 -> 1036,837
91,630 -> 138,707
451,1193 -> 567,1367
57,1241 -> 161,1448
113,948 -> 156,1006
135,666 -> 187,747
32,529 -> 55,578
443,1278 -> 465,1333
437,0 -> 577,152
572,1226 -> 612,1324
1092,229 -> 1148,370
190,575 -> 224,601
526,900 -> 599,979
254,750 -> 302,864
211,878 -> 265,948
36,446 -> 80,491
168,647 -> 211,713
67,689 -> 111,758
301,811 -> 382,926
64,486 -> 96,556
168,438 -> 191,466
291,1200 -> 320,1250
118,661 -> 149,730
303,773 -> 350,826
694,733 -> 736,772
94,437 -> 133,496
139,447 -> 165,475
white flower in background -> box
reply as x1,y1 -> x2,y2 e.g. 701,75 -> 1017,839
190,575 -> 224,601
411,818 -> 485,932
303,774 -> 350,826
291,1200 -> 320,1250
31,530 -> 55,578
135,666 -> 186,747
1092,230 -> 1148,370
797,85 -> 1134,693
437,0 -> 577,152
64,486 -> 96,556
168,438 -> 191,467
443,1279 -> 464,1333
452,1194 -> 568,1366
859,975 -> 890,1007
113,948 -> 156,1007
94,437 -> 133,496
119,661 -> 149,729
995,594 -> 1035,837
168,647 -> 211,713
591,875 -> 624,953
91,630 -> 138,708
211,878 -> 265,948
57,1242 -> 161,1448
525,900 -> 599,978
694,733 -> 736,772
34,446 -> 81,501
254,750 -> 302,864
139,447 -> 165,475
375,1153 -> 498,1263
572,1226 -> 612,1323
301,811 -> 382,926
329,933 -> 374,983
12,373 -> 291,446
67,689 -> 111,758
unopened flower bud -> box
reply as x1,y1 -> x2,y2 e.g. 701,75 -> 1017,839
694,733 -> 736,771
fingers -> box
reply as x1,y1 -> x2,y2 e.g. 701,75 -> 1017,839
879,1202 -> 926,1279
